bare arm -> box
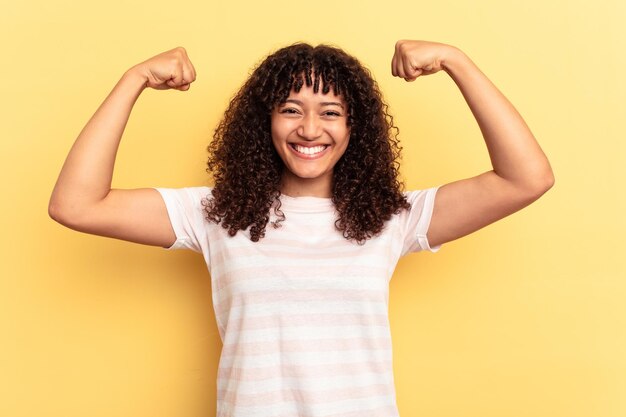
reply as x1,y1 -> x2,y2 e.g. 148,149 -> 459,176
48,47 -> 197,247
392,40 -> 555,248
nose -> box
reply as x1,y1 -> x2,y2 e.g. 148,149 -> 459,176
296,114 -> 322,140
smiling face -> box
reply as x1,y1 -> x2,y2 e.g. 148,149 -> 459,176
271,84 -> 351,197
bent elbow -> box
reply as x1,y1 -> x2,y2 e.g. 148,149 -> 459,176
48,204 -> 57,222
48,198 -> 69,226
48,197 -> 82,229
525,170 -> 555,201
539,169 -> 555,194
545,171 -> 555,191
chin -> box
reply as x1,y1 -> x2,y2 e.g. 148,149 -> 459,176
284,164 -> 331,181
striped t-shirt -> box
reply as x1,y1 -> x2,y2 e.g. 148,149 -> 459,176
156,186 -> 442,417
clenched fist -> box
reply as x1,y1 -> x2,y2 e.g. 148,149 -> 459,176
130,47 -> 197,91
391,40 -> 459,81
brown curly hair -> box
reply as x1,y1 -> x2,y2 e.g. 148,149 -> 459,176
203,43 -> 410,244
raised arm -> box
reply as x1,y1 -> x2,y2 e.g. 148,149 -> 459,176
48,47 -> 197,247
391,40 -> 555,248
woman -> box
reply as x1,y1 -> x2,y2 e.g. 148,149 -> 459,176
49,40 -> 554,416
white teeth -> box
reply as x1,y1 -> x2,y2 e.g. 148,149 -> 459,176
294,145 -> 327,155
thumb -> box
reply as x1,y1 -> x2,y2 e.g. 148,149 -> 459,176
166,65 -> 185,88
405,68 -> 422,82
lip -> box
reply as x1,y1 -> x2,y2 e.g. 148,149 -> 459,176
288,143 -> 331,160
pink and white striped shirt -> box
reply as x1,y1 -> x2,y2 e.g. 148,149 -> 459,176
156,186 -> 442,417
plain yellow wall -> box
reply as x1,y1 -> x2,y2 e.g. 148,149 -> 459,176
1,0 -> 624,416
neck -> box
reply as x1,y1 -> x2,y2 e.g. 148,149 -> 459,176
280,172 -> 332,198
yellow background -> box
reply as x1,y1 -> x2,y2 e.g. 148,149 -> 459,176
2,0 -> 624,416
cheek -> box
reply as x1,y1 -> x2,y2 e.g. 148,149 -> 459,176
337,128 -> 351,151
269,116 -> 278,139
270,123 -> 284,150
270,117 -> 295,142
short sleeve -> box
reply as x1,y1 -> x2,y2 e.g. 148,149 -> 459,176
154,186 -> 212,254
398,186 -> 442,256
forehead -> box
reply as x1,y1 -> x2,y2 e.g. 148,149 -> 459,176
284,84 -> 347,107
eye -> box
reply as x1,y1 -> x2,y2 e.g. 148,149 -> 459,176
323,110 -> 342,117
279,107 -> 300,115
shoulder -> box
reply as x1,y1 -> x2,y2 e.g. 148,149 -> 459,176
396,187 -> 441,228
156,185 -> 212,201
403,186 -> 440,208
154,186 -> 213,215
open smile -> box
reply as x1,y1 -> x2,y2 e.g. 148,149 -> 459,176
289,144 -> 330,159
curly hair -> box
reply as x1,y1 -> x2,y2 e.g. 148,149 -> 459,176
203,43 -> 410,244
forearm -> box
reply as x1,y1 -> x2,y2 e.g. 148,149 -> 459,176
441,47 -> 554,191
49,68 -> 147,216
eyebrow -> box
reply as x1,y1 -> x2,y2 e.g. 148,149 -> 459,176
284,99 -> 345,109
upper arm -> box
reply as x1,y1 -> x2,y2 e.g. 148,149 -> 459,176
49,188 -> 176,248
426,170 -> 554,248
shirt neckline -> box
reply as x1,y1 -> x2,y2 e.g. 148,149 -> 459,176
276,193 -> 335,213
